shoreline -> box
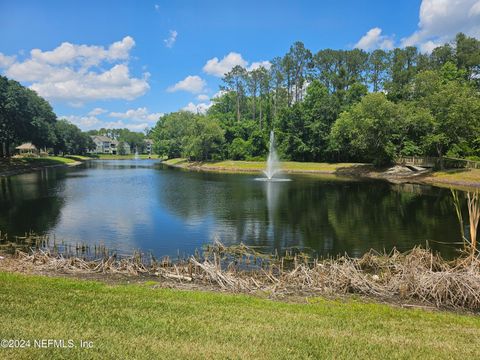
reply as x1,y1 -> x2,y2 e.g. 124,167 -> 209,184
0,158 -> 83,177
162,158 -> 480,190
1,243 -> 479,313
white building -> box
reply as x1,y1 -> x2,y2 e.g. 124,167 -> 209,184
90,136 -> 131,155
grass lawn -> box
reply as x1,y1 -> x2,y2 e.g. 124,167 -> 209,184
64,155 -> 92,161
429,168 -> 480,182
0,156 -> 77,175
95,154 -> 159,160
420,168 -> 480,190
0,272 -> 479,359
163,158 -> 359,173
44,156 -> 76,164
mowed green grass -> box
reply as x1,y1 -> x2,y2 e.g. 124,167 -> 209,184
0,156 -> 76,173
429,168 -> 480,183
163,158 -> 359,173
0,272 -> 479,359
64,155 -> 92,161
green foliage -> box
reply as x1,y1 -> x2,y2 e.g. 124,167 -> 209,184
54,119 -> 94,155
183,116 -> 224,161
330,93 -> 401,166
229,138 -> 250,160
150,34 -> 480,167
4,33 -> 480,166
0,75 -> 94,157
117,141 -> 127,156
152,112 -> 224,161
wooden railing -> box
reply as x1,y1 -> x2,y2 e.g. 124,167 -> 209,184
397,156 -> 480,169
443,157 -> 480,169
397,156 -> 438,168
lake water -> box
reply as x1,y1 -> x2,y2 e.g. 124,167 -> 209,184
0,159 -> 464,258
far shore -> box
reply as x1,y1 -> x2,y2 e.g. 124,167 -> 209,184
2,155 -> 480,190
0,156 -> 83,177
162,158 -> 480,190
0,154 -> 162,177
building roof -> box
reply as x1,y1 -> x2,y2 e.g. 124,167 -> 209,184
144,139 -> 154,144
91,135 -> 114,142
15,142 -> 37,150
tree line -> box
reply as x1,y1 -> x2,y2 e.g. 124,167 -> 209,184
0,76 -> 154,157
0,76 -> 95,157
152,33 -> 480,165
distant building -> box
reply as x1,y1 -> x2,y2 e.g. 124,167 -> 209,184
144,139 -> 154,155
90,136 -> 130,155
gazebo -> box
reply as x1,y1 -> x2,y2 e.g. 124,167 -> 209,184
15,142 -> 38,155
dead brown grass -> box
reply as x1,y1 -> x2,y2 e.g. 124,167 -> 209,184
5,240 -> 480,312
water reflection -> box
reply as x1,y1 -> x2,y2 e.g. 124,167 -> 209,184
0,169 -> 66,235
0,161 -> 464,258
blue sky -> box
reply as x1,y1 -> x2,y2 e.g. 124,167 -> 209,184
0,0 -> 479,131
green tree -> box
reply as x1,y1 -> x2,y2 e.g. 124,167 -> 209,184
223,66 -> 247,122
151,112 -> 194,158
329,93 -> 401,165
455,33 -> 480,84
117,141 -> 127,155
411,69 -> 480,158
183,116 -> 224,161
368,49 -> 390,92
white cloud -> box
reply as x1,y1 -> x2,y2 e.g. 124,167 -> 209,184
354,27 -> 395,51
470,1 -> 480,16
212,90 -> 227,98
0,53 -> 16,68
108,107 -> 163,122
247,61 -> 272,71
197,94 -> 210,101
0,36 -> 149,104
164,30 -> 178,48
203,52 -> 272,77
88,107 -> 107,116
27,36 -> 134,66
62,114 -> 150,132
354,1 -> 480,53
203,52 -> 248,77
61,115 -> 103,130
182,102 -> 212,114
167,75 -> 206,93
401,0 -> 480,51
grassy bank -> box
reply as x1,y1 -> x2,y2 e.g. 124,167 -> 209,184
163,158 -> 359,174
163,158 -> 480,188
95,154 -> 160,160
0,156 -> 78,176
0,272 -> 479,360
423,168 -> 480,189
64,155 -> 92,161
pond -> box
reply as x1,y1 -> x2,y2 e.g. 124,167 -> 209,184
0,159 -> 464,258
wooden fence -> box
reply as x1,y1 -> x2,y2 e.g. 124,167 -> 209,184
397,156 -> 480,170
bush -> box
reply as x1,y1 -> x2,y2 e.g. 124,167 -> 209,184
229,138 -> 250,160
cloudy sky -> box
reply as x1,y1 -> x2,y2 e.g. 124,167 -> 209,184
0,0 -> 479,131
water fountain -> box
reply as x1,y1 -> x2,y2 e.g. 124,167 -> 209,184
263,131 -> 281,180
134,148 -> 139,160
255,130 -> 290,182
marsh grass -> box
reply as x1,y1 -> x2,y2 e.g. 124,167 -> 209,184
5,235 -> 480,311
451,190 -> 480,257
